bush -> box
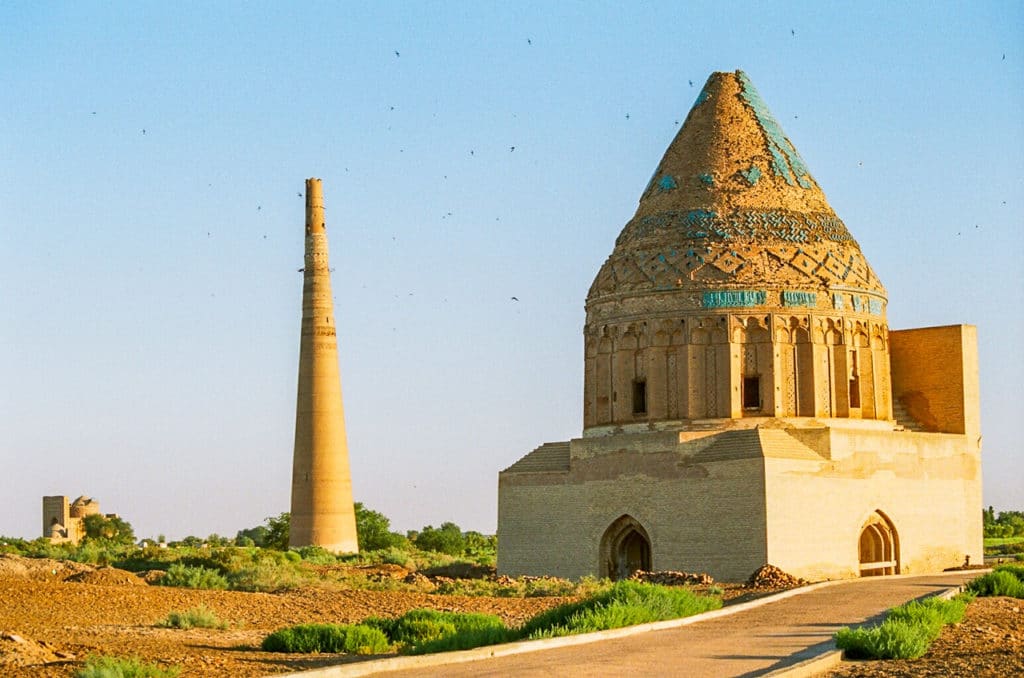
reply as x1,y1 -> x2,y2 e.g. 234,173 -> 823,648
158,606 -> 227,630
967,568 -> 1024,598
261,623 -> 389,654
158,564 -> 228,590
834,594 -> 969,659
835,618 -> 934,660
75,654 -> 180,678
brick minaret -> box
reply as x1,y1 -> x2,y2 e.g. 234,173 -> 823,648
289,178 -> 359,552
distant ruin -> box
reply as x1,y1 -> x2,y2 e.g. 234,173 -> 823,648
42,495 -> 115,544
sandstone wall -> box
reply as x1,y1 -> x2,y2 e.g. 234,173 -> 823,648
764,427 -> 983,580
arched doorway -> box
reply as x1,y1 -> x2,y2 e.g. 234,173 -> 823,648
599,515 -> 652,580
858,510 -> 899,576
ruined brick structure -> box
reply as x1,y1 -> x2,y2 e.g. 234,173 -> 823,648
42,495 -> 103,544
497,71 -> 982,582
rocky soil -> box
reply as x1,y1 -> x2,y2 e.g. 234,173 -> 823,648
0,555 -> 568,677
2,555 -> 1018,677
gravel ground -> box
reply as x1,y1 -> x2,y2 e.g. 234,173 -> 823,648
0,561 -> 568,677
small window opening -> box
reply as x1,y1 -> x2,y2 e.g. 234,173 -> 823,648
849,377 -> 861,408
849,351 -> 861,408
743,376 -> 760,410
632,379 -> 647,415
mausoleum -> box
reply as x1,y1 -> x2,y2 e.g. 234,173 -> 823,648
497,70 -> 982,582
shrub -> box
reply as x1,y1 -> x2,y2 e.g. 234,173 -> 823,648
75,654 -> 180,678
342,625 -> 391,654
261,623 -> 388,654
834,594 -> 969,659
158,606 -> 227,630
294,545 -> 337,565
158,564 -> 228,590
967,569 -> 1024,598
835,618 -> 934,660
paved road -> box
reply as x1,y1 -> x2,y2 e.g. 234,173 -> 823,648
370,572 -> 976,678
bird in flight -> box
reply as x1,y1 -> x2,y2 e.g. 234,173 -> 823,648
394,50 -> 400,57
511,296 -> 519,301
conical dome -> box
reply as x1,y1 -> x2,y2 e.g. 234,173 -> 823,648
583,71 -> 893,429
588,70 -> 885,313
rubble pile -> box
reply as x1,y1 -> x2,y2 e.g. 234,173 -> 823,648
746,564 -> 807,589
629,569 -> 714,586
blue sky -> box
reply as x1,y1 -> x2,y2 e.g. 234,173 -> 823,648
1,2 -> 1021,540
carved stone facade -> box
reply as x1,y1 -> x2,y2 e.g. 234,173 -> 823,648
498,71 -> 982,582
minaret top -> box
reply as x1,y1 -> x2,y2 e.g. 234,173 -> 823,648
305,177 -> 325,234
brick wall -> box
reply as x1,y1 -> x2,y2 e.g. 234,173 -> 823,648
890,324 -> 979,437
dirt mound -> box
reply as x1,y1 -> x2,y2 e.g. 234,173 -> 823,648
630,570 -> 714,586
746,564 -> 807,589
66,567 -> 145,586
0,631 -> 73,667
0,554 -> 93,582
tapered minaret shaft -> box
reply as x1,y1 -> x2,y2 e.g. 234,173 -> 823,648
289,178 -> 359,552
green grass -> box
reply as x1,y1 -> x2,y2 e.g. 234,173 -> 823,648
157,605 -> 228,630
261,623 -> 389,654
376,610 -> 511,655
834,594 -> 970,660
264,581 -> 721,657
983,536 -> 1024,547
519,579 -> 722,640
967,565 -> 1024,598
75,655 -> 180,678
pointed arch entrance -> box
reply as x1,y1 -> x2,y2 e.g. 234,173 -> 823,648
858,510 -> 899,576
599,515 -> 652,580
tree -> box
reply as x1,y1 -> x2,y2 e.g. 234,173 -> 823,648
415,522 -> 466,555
263,512 -> 290,550
235,524 -> 269,547
354,502 -> 406,551
81,514 -> 135,545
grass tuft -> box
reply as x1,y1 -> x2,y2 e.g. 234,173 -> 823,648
157,605 -> 228,630
75,654 -> 181,678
